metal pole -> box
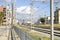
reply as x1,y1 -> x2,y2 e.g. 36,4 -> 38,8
30,0 -> 34,29
10,2 -> 14,40
11,2 -> 14,29
11,0 -> 16,39
10,0 -> 15,40
5,1 -> 8,26
44,13 -> 46,24
5,1 -> 10,40
11,0 -> 16,28
50,0 -> 54,40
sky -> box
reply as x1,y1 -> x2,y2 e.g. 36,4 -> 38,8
0,0 -> 60,23
15,0 -> 50,23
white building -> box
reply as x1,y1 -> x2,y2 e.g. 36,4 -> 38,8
45,16 -> 50,24
54,9 -> 60,24
13,19 -> 18,25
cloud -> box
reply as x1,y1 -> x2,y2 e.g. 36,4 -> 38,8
33,0 -> 50,2
0,0 -> 11,2
16,6 -> 37,14
37,0 -> 58,2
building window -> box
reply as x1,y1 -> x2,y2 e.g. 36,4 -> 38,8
3,8 -> 6,13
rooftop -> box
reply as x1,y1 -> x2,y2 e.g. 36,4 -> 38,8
0,6 -> 6,12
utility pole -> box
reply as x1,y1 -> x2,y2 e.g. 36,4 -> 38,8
11,0 -> 16,29
44,11 -> 47,24
44,14 -> 46,24
10,0 -> 16,40
11,2 -> 14,29
5,0 -> 8,26
50,0 -> 54,40
30,0 -> 34,29
10,2 -> 14,40
11,0 -> 16,30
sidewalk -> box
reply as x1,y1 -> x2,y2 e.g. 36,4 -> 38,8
8,28 -> 21,40
0,26 -> 9,40
12,29 -> 20,40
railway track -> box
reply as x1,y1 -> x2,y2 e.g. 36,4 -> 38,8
31,27 -> 60,37
19,25 -> 60,37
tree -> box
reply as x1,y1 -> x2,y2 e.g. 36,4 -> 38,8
40,18 -> 45,24
0,12 -> 5,25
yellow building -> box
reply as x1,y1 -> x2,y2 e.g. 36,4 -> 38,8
0,6 -> 6,25
54,9 -> 60,24
0,6 -> 6,12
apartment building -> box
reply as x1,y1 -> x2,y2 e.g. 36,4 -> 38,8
0,6 -> 6,25
54,9 -> 60,24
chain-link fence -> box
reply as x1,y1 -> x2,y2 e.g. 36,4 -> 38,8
13,26 -> 42,40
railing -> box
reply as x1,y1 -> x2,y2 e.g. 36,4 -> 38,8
13,26 -> 42,40
7,25 -> 59,40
